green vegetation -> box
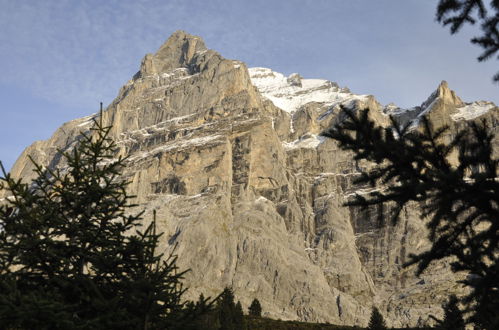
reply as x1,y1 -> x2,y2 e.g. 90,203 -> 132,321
436,0 -> 499,82
217,287 -> 246,330
2,3 -> 498,328
317,3 -> 499,328
322,107 -> 498,329
244,316 -> 428,330
430,295 -> 465,330
367,307 -> 387,330
245,316 -> 362,330
249,298 -> 263,317
0,113 -> 211,329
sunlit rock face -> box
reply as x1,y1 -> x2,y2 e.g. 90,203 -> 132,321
6,31 -> 498,328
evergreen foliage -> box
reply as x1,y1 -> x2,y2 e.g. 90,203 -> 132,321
322,107 -> 499,329
249,298 -> 263,317
0,113 -> 200,329
181,294 -> 218,330
367,307 -> 387,330
436,0 -> 499,81
235,301 -> 246,329
217,287 -> 245,330
245,315 -> 428,330
244,315 -> 363,330
431,294 -> 465,330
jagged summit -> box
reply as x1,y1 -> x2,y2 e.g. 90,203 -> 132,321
385,79 -> 497,128
420,80 -> 464,110
416,80 -> 499,127
136,31 -> 213,78
154,31 -> 207,70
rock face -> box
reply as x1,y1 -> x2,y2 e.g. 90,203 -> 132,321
5,31 -> 499,327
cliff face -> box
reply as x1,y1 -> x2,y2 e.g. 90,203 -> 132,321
6,31 -> 498,327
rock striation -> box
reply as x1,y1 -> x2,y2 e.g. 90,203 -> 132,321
5,31 -> 498,327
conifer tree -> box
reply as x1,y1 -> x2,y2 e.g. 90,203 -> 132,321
367,307 -> 387,330
436,0 -> 499,82
248,298 -> 262,317
234,301 -> 246,330
218,287 -> 238,330
0,109 -> 196,329
431,295 -> 465,330
181,294 -> 218,330
322,107 -> 499,329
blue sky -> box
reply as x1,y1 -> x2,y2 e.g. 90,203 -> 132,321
1,0 -> 498,171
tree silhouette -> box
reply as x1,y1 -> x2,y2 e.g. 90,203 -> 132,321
234,301 -> 246,330
217,287 -> 246,330
0,110 -> 197,329
431,294 -> 465,330
322,107 -> 498,329
436,0 -> 499,82
367,307 -> 387,330
248,298 -> 262,317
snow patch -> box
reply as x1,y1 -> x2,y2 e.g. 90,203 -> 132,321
283,134 -> 326,150
256,196 -> 269,203
124,113 -> 197,137
408,99 -> 439,129
0,196 -> 15,203
129,135 -> 224,161
248,67 -> 367,114
76,113 -> 97,127
451,101 -> 496,121
317,107 -> 334,121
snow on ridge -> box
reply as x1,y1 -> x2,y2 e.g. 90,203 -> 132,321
119,113 -> 197,139
405,99 -> 438,129
383,103 -> 400,114
283,134 -> 326,150
451,101 -> 496,121
417,98 -> 438,119
76,113 -> 98,127
248,67 -> 367,113
129,134 -> 224,161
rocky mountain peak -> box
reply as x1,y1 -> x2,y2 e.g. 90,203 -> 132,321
391,80 -> 468,129
138,31 -> 209,76
420,80 -> 464,111
388,79 -> 496,129
156,31 -> 207,67
6,31 -> 499,328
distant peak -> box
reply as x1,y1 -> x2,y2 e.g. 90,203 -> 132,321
421,80 -> 463,110
439,80 -> 448,89
248,67 -> 365,114
435,80 -> 452,98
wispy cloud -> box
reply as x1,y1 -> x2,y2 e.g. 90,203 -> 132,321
0,0 -> 187,108
1,0 -> 497,110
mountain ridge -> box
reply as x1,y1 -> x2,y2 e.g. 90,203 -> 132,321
4,31 -> 498,328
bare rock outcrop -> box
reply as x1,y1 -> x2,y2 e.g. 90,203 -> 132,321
5,31 -> 498,328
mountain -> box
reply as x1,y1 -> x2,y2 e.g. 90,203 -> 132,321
4,31 -> 498,328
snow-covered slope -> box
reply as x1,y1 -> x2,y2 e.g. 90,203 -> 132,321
451,101 -> 496,121
249,67 -> 367,113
